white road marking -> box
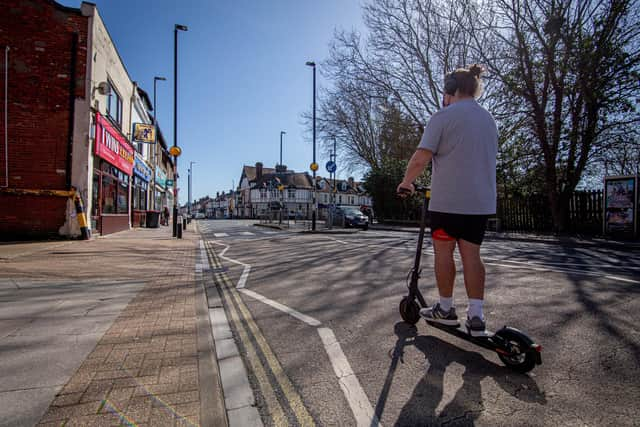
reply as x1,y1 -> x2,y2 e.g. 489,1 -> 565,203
212,242 -> 251,289
214,233 -> 229,237
239,289 -> 321,327
208,239 -> 380,427
605,275 -> 640,284
240,231 -> 255,236
318,328 -> 383,427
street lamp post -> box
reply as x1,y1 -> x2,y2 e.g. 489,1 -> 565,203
188,161 -> 195,218
332,136 -> 337,207
305,61 -> 317,231
152,76 -> 166,211
173,24 -> 188,237
279,130 -> 286,166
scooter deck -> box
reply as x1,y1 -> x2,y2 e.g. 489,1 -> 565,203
425,320 -> 500,352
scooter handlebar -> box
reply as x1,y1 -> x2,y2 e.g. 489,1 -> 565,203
397,184 -> 428,195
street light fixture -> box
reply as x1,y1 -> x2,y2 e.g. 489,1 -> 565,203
305,61 -> 317,231
173,23 -> 188,238
279,131 -> 286,166
152,76 -> 166,211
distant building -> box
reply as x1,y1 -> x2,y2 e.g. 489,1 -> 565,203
235,162 -> 372,220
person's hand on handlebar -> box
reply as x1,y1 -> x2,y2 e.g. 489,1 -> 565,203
396,182 -> 415,198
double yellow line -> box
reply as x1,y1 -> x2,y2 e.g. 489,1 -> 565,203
205,241 -> 315,427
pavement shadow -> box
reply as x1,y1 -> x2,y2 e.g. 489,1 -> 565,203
374,322 -> 546,427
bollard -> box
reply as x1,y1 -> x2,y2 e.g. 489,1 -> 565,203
72,189 -> 91,240
183,217 -> 187,230
177,222 -> 183,239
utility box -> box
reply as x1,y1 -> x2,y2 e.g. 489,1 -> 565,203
603,175 -> 637,239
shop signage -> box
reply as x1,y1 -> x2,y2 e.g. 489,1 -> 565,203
95,112 -> 134,175
166,179 -> 174,187
132,123 -> 155,143
155,168 -> 167,188
133,156 -> 152,182
604,175 -> 637,235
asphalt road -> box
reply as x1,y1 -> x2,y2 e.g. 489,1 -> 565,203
199,219 -> 640,427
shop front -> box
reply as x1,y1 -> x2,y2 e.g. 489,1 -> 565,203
155,168 -> 168,225
132,155 -> 152,227
91,112 -> 134,235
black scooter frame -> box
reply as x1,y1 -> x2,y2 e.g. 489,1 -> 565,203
401,186 -> 542,371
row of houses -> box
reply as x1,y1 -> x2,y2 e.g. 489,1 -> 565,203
1,0 -> 176,239
182,162 -> 373,220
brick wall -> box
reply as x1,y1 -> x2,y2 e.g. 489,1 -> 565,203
0,0 -> 88,239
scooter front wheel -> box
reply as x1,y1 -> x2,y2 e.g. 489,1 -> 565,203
494,329 -> 537,373
399,297 -> 421,325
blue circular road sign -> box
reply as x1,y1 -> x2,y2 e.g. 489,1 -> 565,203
326,161 -> 337,173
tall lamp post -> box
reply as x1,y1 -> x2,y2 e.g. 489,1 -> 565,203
279,130 -> 286,166
305,61 -> 317,231
152,76 -> 166,211
188,161 -> 195,218
172,24 -> 188,237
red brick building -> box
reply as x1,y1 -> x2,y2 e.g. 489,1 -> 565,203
0,0 -> 89,239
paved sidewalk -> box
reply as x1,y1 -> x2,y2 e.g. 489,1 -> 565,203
0,225 -> 226,427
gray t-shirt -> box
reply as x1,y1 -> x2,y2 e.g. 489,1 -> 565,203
418,99 -> 497,215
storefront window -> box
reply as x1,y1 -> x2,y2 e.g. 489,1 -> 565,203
133,177 -> 148,211
117,179 -> 128,214
155,190 -> 163,210
102,175 -> 116,214
92,172 -> 100,217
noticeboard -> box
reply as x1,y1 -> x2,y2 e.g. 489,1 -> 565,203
604,176 -> 637,236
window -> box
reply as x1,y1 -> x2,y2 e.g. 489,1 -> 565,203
106,80 -> 123,128
102,175 -> 116,214
117,175 -> 129,214
288,189 -> 295,199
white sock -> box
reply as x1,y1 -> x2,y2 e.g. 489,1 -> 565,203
467,299 -> 484,320
439,296 -> 453,312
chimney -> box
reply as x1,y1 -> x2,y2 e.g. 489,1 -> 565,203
348,177 -> 355,188
275,164 -> 287,173
256,162 -> 263,180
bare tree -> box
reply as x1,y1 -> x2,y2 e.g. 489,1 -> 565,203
468,0 -> 640,230
318,0 -> 487,172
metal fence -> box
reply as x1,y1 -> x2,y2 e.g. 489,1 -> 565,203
497,190 -> 603,234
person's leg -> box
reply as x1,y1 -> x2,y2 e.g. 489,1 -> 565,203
458,238 -> 488,336
433,237 -> 457,300
457,239 -> 485,301
420,233 -> 459,325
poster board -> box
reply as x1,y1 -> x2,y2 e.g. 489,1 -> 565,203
603,175 -> 637,237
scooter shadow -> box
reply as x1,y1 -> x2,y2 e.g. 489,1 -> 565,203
373,322 -> 546,427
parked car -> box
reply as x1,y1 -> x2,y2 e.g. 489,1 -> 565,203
334,206 -> 369,230
194,212 -> 205,219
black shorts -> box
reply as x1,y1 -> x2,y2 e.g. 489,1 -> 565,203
429,211 -> 489,245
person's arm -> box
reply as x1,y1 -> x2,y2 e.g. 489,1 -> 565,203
397,148 -> 433,194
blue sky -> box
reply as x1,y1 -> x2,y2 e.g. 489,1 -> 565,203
58,0 -> 366,204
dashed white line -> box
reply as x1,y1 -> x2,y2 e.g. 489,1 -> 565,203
214,233 -> 229,238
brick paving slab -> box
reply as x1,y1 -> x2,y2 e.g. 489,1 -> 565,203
0,225 -> 226,427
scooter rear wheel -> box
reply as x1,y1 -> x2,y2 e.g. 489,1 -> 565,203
399,297 -> 421,325
494,329 -> 537,373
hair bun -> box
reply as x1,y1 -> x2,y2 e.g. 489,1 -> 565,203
469,64 -> 484,78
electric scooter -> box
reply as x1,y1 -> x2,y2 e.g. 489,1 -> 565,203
398,185 -> 542,373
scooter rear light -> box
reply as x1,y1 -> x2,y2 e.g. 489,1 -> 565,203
532,344 -> 542,352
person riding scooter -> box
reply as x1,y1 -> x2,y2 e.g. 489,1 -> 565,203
397,64 -> 497,337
